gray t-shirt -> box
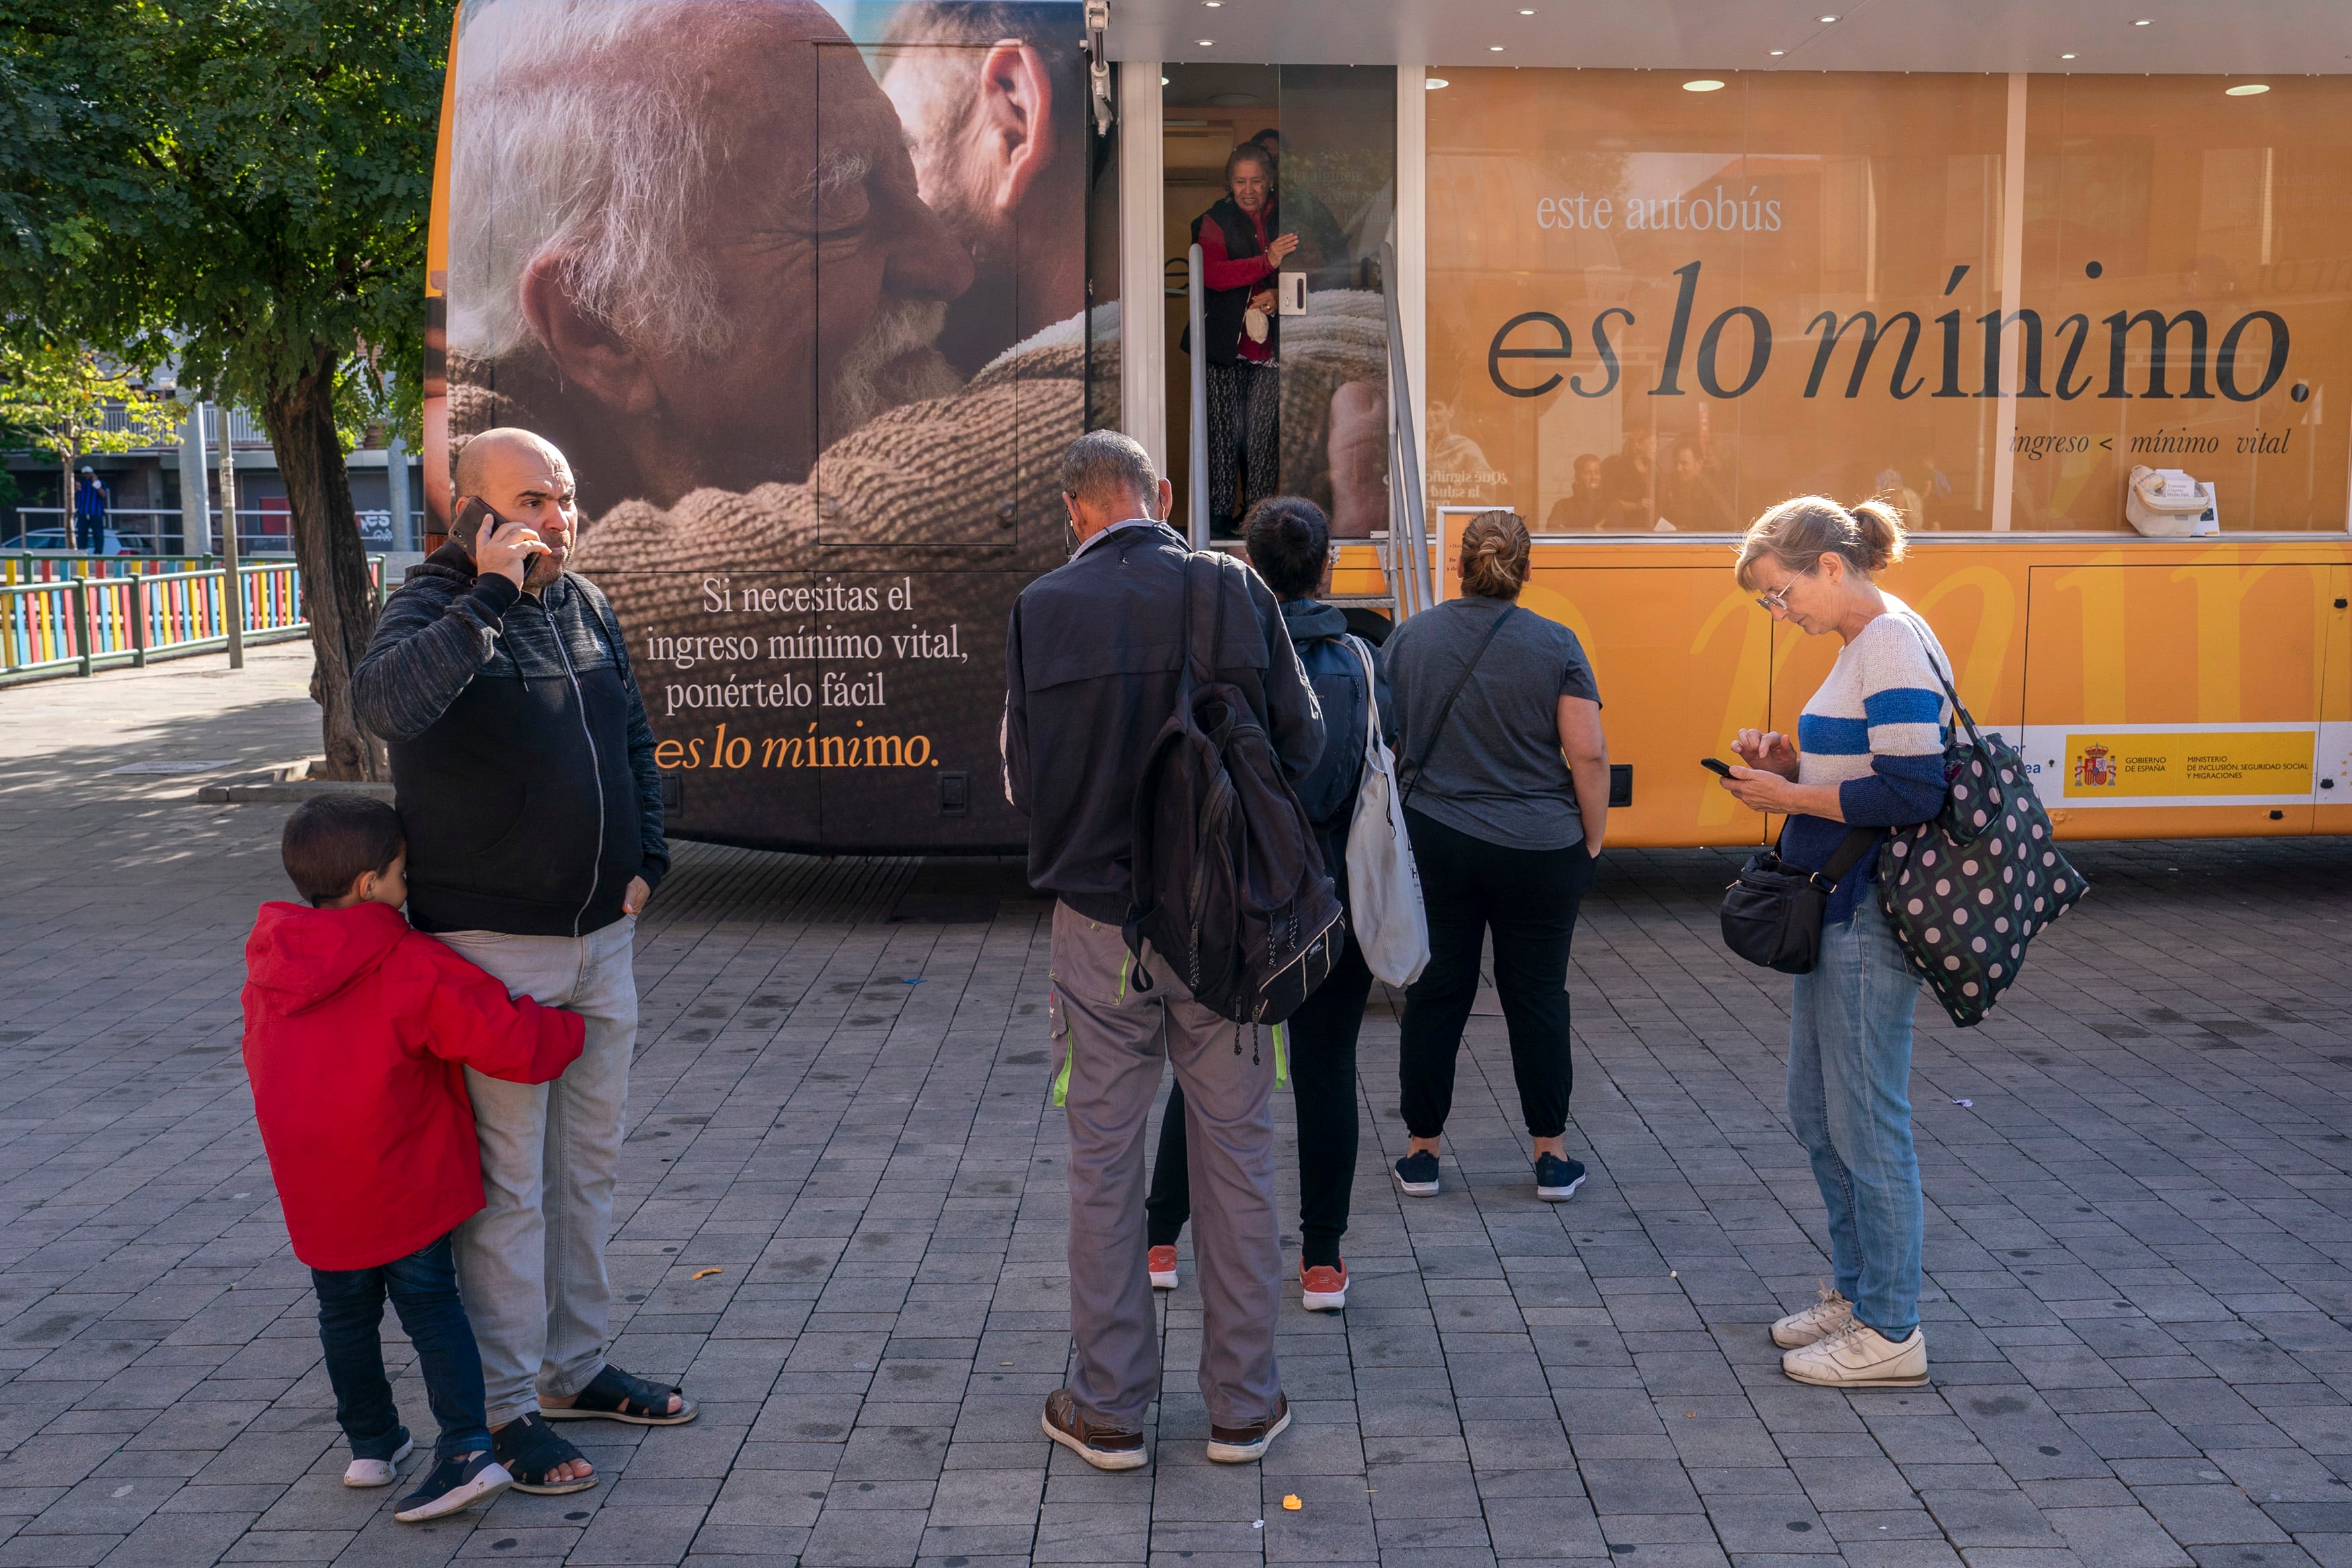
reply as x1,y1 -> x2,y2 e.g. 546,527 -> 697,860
1386,594 -> 1603,851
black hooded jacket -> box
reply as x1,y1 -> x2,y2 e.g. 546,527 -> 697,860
351,544 -> 667,937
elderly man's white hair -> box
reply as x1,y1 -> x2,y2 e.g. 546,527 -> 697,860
448,0 -> 743,363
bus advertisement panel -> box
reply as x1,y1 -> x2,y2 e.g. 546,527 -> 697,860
427,0 -> 1095,854
1424,69 -> 2352,537
1402,68 -> 2352,846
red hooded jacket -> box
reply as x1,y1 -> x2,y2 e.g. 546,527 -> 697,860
241,901 -> 584,1271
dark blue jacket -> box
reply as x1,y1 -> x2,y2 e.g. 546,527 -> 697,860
1002,522 -> 1323,923
1283,599 -> 1395,905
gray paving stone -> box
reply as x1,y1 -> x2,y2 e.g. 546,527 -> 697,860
7,648 -> 2352,1565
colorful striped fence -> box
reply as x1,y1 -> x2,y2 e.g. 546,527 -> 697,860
0,558 -> 385,685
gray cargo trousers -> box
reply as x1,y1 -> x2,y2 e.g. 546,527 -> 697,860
1050,903 -> 1283,1431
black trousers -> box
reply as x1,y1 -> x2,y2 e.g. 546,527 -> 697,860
1206,359 -> 1279,531
1146,927 -> 1373,1269
1398,808 -> 1596,1141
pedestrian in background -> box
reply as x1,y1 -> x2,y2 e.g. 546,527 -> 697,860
73,466 -> 110,554
1146,496 -> 1392,1313
1717,495 -> 1949,1390
1382,509 -> 1609,1204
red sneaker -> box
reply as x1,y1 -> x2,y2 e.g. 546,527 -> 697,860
1300,1260 -> 1348,1311
1148,1246 -> 1179,1290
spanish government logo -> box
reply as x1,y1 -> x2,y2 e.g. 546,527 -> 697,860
2072,744 -> 2119,789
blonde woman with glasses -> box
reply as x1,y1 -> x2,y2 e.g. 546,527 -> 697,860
1717,495 -> 1952,1390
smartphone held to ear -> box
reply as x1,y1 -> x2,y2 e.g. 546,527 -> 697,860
1699,757 -> 1734,777
456,496 -> 549,577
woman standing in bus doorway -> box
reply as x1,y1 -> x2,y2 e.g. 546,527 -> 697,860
1189,144 -> 1297,535
1384,511 -> 1610,1205
1717,496 -> 1951,1391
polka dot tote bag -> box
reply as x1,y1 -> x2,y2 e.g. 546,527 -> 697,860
1877,616 -> 2087,1029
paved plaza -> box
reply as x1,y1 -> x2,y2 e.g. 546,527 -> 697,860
3,647 -> 2352,1568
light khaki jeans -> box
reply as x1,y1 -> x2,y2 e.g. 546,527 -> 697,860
437,916 -> 637,1428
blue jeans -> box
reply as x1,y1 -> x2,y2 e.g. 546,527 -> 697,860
312,1232 -> 492,1463
1787,896 -> 1924,1341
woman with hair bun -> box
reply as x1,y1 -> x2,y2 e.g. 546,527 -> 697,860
1718,495 -> 1951,1391
1145,496 -> 1392,1312
1380,509 -> 1610,1206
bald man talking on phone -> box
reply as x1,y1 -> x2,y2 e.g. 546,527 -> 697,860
352,427 -> 683,1498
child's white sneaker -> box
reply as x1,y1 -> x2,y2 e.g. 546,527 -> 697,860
343,1433 -> 414,1487
1781,1321 -> 1929,1388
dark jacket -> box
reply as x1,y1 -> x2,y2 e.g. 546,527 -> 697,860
1002,521 -> 1323,924
1187,196 -> 1277,367
1283,599 -> 1396,905
351,543 -> 668,937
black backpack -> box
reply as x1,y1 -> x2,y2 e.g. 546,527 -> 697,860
1124,554 -> 1343,1025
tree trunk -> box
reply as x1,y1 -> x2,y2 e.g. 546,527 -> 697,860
262,349 -> 385,781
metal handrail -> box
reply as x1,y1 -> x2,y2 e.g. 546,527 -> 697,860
1380,241 -> 1435,617
1187,242 -> 1210,550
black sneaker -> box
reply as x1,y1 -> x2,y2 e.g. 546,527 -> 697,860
393,1449 -> 513,1523
1392,1151 -> 1439,1196
1535,1153 -> 1587,1202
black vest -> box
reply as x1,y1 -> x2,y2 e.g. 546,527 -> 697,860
1187,196 -> 1279,367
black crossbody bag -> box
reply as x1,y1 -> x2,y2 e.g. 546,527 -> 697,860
1720,823 -> 1883,975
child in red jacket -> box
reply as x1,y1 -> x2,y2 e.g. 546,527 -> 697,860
243,796 -> 585,1523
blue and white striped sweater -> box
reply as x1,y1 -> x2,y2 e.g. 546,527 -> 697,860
1784,602 -> 1954,923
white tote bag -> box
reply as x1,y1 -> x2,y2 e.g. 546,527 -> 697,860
1342,637 -> 1430,986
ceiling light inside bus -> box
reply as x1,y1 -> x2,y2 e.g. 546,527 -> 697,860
1683,79 -> 1726,91
1195,38 -> 1214,46
2060,54 -> 2076,60
1425,77 -> 1450,89
2225,83 -> 2270,95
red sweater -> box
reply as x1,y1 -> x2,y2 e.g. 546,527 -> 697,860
241,902 -> 585,1270
1200,204 -> 1275,363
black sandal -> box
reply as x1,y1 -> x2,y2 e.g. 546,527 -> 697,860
540,1363 -> 698,1426
493,1411 -> 597,1495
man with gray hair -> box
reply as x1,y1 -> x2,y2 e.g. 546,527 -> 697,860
446,0 -> 972,514
1001,431 -> 1322,1470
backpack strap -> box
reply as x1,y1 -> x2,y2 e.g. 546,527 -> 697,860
1400,605 -> 1520,806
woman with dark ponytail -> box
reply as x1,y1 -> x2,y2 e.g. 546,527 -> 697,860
1145,496 -> 1390,1311
1718,495 -> 1950,1391
1379,510 -> 1611,1206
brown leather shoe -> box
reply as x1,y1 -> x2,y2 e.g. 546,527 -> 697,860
1042,1389 -> 1147,1471
1206,1392 -> 1290,1463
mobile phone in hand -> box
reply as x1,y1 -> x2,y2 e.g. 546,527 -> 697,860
1699,757 -> 1733,777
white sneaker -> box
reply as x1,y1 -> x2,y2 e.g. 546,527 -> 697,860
1771,1287 -> 1855,1349
343,1434 -> 414,1487
1781,1321 -> 1929,1388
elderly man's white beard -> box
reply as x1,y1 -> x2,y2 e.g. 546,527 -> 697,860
819,299 -> 964,448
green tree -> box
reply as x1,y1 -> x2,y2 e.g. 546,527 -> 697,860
0,341 -> 183,537
1,0 -> 451,777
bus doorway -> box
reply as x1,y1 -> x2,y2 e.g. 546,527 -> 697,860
1161,64 -> 1397,545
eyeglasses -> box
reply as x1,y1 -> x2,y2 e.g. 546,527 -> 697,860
1753,564 -> 1815,613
